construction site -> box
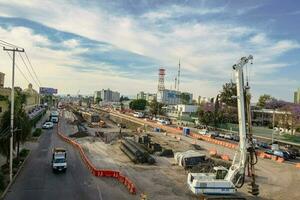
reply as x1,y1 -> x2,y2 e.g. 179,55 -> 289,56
61,102 -> 300,200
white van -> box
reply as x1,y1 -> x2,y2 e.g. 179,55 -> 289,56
133,112 -> 144,118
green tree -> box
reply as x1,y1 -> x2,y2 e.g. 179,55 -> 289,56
120,96 -> 129,102
257,94 -> 275,109
219,81 -> 237,107
198,109 -> 214,127
129,99 -> 147,110
149,99 -> 164,116
0,91 -> 32,163
95,97 -> 102,104
180,93 -> 191,104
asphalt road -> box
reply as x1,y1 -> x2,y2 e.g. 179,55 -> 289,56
5,114 -> 133,200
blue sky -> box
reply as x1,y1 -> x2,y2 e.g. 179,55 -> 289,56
0,0 -> 299,101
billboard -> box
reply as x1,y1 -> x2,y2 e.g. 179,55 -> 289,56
39,87 -> 58,95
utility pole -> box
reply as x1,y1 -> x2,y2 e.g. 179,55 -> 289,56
272,109 -> 275,144
3,47 -> 24,182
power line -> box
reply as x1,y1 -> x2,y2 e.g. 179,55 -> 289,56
6,52 -> 31,85
18,52 -> 40,88
1,40 -> 41,87
24,51 -> 42,86
0,39 -> 22,49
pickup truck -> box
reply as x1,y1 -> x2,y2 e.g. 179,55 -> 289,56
52,148 -> 67,172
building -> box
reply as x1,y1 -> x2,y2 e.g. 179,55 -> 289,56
99,89 -> 120,102
137,91 -> 145,100
251,108 -> 297,134
0,72 -> 4,88
157,89 -> 192,105
137,91 -> 156,102
294,88 -> 300,104
165,104 -> 198,119
0,73 -> 10,121
94,91 -> 101,103
23,83 -> 40,112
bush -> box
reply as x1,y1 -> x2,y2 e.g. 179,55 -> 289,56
0,170 -> 5,191
32,128 -> 42,137
19,149 -> 30,158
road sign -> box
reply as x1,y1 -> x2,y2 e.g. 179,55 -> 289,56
39,87 -> 58,95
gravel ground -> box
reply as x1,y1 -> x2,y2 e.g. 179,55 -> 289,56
66,109 -> 300,200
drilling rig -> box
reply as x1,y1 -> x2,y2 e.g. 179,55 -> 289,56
187,55 -> 259,199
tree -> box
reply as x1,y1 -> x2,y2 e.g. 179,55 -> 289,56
257,94 -> 275,108
0,91 -> 32,163
180,93 -> 191,104
120,96 -> 129,102
219,81 -> 237,107
129,99 -> 147,110
265,99 -> 286,110
197,108 -> 214,127
149,99 -> 164,116
95,97 -> 102,104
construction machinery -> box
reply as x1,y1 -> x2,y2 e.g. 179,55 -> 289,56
187,55 -> 259,198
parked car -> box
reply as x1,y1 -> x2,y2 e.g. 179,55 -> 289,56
273,150 -> 290,160
285,150 -> 297,159
264,149 -> 274,156
224,134 -> 234,140
133,112 -> 144,118
232,135 -> 240,142
257,142 -> 270,149
208,131 -> 219,138
218,133 -> 225,138
198,129 -> 209,135
42,121 -> 54,129
284,145 -> 300,157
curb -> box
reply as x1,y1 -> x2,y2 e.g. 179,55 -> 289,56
0,150 -> 31,200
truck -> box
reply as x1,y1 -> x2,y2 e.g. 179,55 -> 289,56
50,110 -> 59,123
52,148 -> 67,172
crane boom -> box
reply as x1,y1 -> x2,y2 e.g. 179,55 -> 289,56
225,55 -> 253,184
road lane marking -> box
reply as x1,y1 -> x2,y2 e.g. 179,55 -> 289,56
97,184 -> 103,200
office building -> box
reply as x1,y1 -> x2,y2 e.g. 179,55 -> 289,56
157,89 -> 192,105
100,89 -> 120,102
94,91 -> 101,102
294,88 -> 300,104
137,91 -> 156,102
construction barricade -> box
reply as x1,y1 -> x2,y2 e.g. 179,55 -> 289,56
56,124 -> 137,195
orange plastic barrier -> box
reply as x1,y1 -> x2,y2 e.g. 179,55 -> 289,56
221,154 -> 230,161
296,163 -> 300,168
209,149 -> 217,156
271,155 -> 278,161
56,124 -> 137,195
277,157 -> 285,163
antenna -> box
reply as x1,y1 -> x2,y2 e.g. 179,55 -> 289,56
177,59 -> 181,91
175,77 -> 177,90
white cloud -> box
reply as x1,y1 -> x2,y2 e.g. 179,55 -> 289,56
142,5 -> 225,21
62,39 -> 79,48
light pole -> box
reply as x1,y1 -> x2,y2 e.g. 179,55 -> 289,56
272,109 -> 275,144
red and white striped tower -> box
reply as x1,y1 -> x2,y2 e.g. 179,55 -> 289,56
158,68 -> 165,91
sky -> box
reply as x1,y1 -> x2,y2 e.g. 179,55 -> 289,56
0,0 -> 299,102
